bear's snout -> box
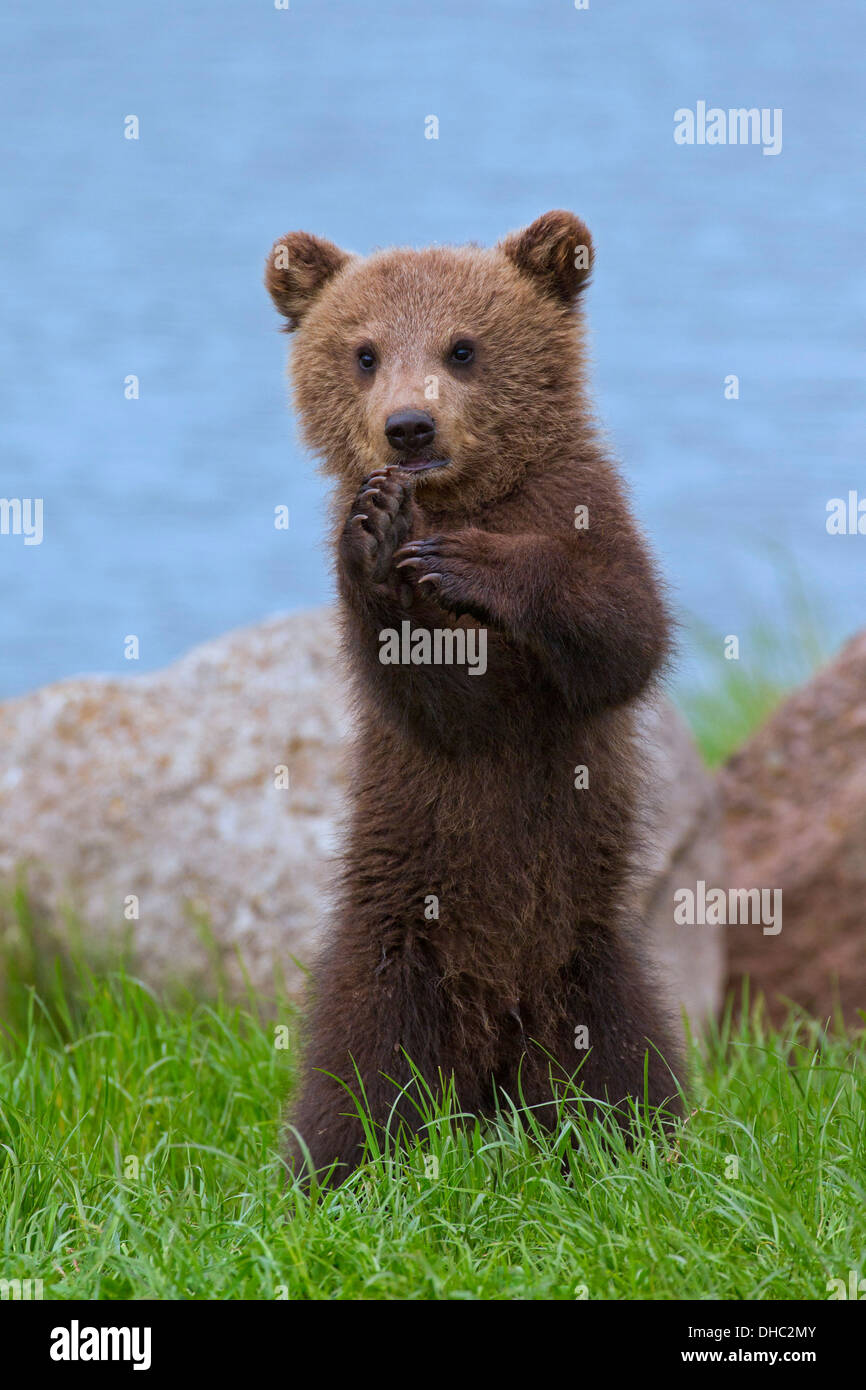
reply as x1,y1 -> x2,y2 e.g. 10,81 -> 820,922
384,409 -> 436,455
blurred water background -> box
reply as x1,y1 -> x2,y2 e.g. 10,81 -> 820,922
1,0 -> 862,699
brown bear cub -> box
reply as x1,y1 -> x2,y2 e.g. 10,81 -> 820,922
266,211 -> 682,1183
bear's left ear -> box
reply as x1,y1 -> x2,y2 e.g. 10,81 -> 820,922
265,231 -> 352,331
499,210 -> 594,306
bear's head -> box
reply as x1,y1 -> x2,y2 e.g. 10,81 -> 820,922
266,211 -> 594,513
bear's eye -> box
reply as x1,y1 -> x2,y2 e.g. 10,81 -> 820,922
449,340 -> 475,365
356,347 -> 377,373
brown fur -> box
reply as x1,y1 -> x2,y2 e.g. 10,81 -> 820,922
266,211 -> 682,1182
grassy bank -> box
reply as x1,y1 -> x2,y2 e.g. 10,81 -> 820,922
0,956 -> 862,1301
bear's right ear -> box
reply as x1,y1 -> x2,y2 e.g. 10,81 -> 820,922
499,210 -> 594,306
265,232 -> 352,331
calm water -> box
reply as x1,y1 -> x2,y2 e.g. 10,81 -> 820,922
1,0 -> 863,698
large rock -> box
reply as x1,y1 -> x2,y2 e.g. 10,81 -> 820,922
0,612 -> 348,996
722,631 -> 866,1026
0,610 -> 724,1020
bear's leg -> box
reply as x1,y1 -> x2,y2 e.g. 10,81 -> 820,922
506,929 -> 683,1141
285,940 -> 493,1186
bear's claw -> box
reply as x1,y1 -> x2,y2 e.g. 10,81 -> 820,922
394,534 -> 492,621
341,470 -> 415,588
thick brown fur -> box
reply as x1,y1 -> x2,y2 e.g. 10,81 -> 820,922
266,211 -> 683,1183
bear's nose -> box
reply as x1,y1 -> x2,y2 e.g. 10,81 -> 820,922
384,409 -> 436,454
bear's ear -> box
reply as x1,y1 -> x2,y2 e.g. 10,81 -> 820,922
499,210 -> 594,306
265,231 -> 352,331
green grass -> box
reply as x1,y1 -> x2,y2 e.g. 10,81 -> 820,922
1,953 -> 863,1301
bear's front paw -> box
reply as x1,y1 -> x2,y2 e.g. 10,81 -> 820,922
340,468 -> 414,589
394,534 -> 494,624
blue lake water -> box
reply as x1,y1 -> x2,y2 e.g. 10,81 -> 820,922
1,0 -> 863,699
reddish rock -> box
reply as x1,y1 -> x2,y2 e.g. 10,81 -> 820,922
721,631 -> 866,1026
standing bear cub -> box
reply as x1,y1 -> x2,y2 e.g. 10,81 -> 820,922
266,211 -> 682,1182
